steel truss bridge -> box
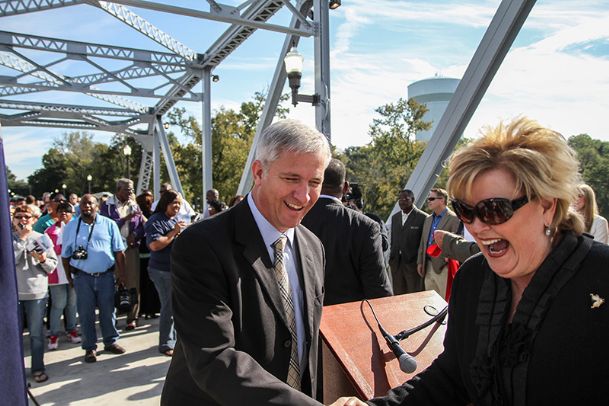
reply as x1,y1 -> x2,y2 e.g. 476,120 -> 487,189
0,0 -> 536,210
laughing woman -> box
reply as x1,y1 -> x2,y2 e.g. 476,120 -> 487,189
331,117 -> 609,406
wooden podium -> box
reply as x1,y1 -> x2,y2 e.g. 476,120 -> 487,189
320,291 -> 447,402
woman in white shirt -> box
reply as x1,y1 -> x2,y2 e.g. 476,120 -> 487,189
575,183 -> 609,244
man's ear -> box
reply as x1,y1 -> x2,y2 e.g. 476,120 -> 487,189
252,160 -> 264,185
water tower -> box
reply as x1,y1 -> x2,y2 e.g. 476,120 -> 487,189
407,76 -> 460,142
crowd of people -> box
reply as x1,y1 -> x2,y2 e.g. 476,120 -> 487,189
10,117 -> 609,404
10,180 -> 238,383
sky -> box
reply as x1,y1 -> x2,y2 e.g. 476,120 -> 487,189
2,0 -> 609,180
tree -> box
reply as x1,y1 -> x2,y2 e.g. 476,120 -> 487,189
568,133 -> 609,219
345,98 -> 431,219
7,167 -> 29,197
27,131 -> 130,197
166,90 -> 290,205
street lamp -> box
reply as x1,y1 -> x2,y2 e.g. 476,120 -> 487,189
123,144 -> 132,179
284,46 -> 319,107
62,184 -> 67,195
87,174 -> 92,194
329,0 -> 341,9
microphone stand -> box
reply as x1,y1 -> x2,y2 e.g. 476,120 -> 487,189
365,300 -> 448,372
394,305 -> 448,341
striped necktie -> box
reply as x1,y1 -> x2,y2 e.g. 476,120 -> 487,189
273,235 -> 301,390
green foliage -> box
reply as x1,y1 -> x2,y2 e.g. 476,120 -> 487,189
27,131 -> 135,197
568,134 -> 609,219
344,98 -> 431,219
7,167 -> 29,197
166,90 -> 290,206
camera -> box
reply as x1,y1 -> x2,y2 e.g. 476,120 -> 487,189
72,246 -> 88,260
115,286 -> 138,313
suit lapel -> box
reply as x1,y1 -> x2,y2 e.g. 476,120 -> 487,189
294,227 -> 315,343
235,201 -> 290,329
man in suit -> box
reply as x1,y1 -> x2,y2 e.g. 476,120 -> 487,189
389,189 -> 428,295
417,188 -> 461,297
301,159 -> 392,306
161,119 -> 331,405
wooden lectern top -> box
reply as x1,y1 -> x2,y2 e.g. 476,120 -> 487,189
320,291 -> 447,400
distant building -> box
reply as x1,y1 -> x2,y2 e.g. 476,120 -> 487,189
407,76 -> 460,142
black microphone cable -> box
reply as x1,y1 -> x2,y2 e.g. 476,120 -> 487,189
364,300 -> 449,372
394,305 -> 448,341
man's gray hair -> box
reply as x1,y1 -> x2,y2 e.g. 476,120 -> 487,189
116,178 -> 133,190
255,119 -> 331,168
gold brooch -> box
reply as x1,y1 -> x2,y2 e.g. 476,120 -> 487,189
590,293 -> 605,309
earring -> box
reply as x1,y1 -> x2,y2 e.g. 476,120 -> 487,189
544,225 -> 552,237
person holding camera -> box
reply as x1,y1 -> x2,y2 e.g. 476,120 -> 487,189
61,194 -> 127,363
12,205 -> 58,383
100,178 -> 146,331
145,190 -> 186,357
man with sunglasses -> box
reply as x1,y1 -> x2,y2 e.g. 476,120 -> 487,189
416,188 -> 460,297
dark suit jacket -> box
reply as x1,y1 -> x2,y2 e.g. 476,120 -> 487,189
417,208 -> 461,273
301,197 -> 392,305
389,207 -> 428,269
161,200 -> 325,405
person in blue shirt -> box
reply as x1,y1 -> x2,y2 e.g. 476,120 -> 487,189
61,194 -> 126,363
145,190 -> 186,356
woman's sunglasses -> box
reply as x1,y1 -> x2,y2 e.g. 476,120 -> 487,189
14,214 -> 32,220
450,195 -> 529,225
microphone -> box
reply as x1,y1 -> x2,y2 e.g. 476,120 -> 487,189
18,223 -> 25,230
377,322 -> 417,373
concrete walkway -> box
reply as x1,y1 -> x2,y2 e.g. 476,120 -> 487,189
25,315 -> 170,406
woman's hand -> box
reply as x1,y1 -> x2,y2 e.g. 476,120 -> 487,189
174,220 -> 187,235
31,250 -> 47,264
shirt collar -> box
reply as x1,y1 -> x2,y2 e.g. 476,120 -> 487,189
433,207 -> 448,218
247,193 -> 295,249
319,194 -> 343,205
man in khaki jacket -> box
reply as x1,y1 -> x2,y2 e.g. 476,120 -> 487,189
417,188 -> 460,297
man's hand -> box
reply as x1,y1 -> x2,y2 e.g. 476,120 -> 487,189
433,229 -> 448,248
417,263 -> 425,277
117,270 -> 127,287
328,397 -> 368,406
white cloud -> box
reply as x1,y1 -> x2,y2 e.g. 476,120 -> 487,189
4,0 -> 609,182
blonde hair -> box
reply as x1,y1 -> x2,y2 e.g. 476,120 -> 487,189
576,184 -> 598,232
447,117 -> 584,235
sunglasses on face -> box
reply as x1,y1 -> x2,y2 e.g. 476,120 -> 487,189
451,195 -> 529,225
427,196 -> 442,202
15,215 -> 32,220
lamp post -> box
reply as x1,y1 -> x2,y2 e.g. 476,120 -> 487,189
284,46 -> 319,107
329,0 -> 341,9
87,174 -> 92,194
123,144 -> 132,179
62,183 -> 67,195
